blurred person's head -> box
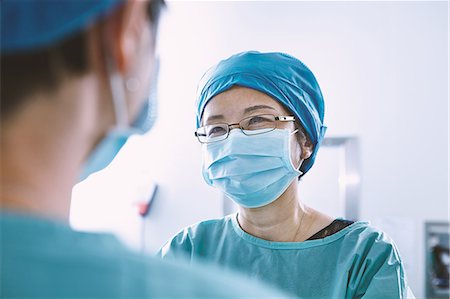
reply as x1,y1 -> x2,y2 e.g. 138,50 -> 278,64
0,0 -> 164,219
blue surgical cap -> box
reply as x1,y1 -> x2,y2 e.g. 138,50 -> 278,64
196,51 -> 327,175
1,0 -> 123,53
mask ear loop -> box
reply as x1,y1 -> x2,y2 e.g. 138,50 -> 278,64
103,32 -> 130,133
108,71 -> 129,131
290,128 -> 304,175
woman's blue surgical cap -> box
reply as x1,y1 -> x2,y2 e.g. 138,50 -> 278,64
196,51 -> 327,175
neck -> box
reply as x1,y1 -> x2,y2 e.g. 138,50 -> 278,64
0,76 -> 102,222
237,182 -> 315,242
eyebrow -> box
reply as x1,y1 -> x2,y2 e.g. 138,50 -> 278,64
204,105 -> 276,124
243,105 -> 276,114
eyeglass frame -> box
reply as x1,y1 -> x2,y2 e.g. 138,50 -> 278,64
194,114 -> 296,144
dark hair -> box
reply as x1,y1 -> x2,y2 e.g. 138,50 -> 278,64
1,31 -> 89,120
0,0 -> 165,121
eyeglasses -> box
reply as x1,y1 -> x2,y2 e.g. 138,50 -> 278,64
195,114 -> 296,143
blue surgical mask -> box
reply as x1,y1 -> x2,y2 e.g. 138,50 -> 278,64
78,59 -> 159,182
202,128 -> 302,208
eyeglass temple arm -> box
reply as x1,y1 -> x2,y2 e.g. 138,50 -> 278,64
276,116 -> 295,122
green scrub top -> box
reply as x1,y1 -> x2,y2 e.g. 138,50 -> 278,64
159,214 -> 411,299
0,211 -> 289,298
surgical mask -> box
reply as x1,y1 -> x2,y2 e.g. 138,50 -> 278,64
78,59 -> 159,181
202,128 -> 302,208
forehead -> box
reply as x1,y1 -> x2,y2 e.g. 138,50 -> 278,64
202,86 -> 290,124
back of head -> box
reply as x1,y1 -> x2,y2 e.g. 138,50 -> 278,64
0,0 -> 123,121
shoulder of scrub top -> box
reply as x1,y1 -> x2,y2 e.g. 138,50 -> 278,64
156,214 -> 234,260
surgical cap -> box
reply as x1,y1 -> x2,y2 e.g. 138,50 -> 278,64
196,51 -> 327,175
0,0 -> 123,53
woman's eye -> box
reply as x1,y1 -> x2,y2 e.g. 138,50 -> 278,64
248,117 -> 263,124
248,116 -> 270,125
208,126 -> 226,136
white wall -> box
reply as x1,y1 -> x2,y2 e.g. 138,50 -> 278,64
71,2 -> 448,298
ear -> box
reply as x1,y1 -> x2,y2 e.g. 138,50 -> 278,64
102,1 -> 153,74
300,138 -> 314,160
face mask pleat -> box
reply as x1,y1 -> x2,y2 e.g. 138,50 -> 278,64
206,156 -> 285,180
214,167 -> 288,194
222,173 -> 296,208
